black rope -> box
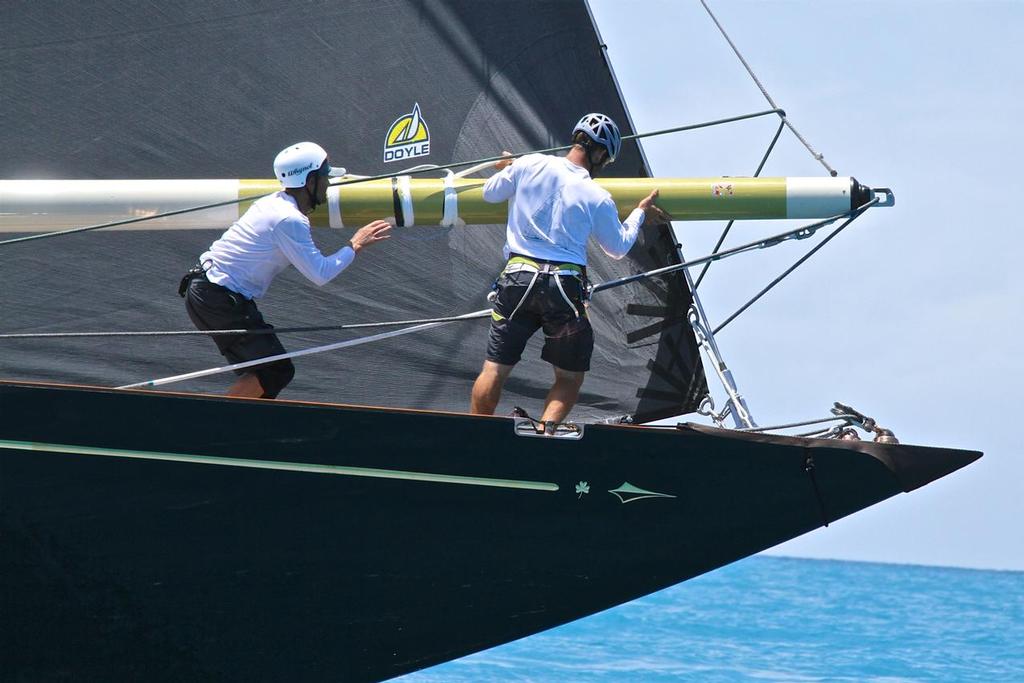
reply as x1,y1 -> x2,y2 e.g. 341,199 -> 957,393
0,109 -> 784,248
804,451 -> 831,527
712,199 -> 877,335
694,118 -> 785,289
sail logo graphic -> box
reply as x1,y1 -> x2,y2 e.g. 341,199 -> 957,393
384,102 -> 430,163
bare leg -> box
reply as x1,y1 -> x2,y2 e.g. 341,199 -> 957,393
540,366 -> 585,424
470,360 -> 514,415
227,372 -> 265,398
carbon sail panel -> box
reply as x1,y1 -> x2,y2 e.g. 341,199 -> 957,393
0,0 -> 707,421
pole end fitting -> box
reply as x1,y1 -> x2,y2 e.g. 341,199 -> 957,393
850,179 -> 895,209
871,187 -> 895,207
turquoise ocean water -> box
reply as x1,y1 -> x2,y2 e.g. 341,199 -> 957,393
400,556 -> 1023,682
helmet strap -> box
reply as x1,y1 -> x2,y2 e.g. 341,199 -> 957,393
284,174 -> 319,214
305,170 -> 325,213
572,131 -> 611,173
306,182 -> 320,211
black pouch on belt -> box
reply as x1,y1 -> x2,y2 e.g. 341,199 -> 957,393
178,264 -> 205,297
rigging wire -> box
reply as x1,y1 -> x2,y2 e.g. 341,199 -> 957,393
699,0 -> 838,177
113,215 -> 848,387
737,414 -> 858,434
165,212 -> 854,386
0,208 -> 856,342
693,118 -> 785,290
590,208 -> 853,296
733,401 -> 896,443
712,198 -> 878,335
2,207 -> 864,392
0,109 -> 783,248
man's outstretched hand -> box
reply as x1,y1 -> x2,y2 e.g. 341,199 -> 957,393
350,220 -> 392,253
638,189 -> 671,224
495,150 -> 515,171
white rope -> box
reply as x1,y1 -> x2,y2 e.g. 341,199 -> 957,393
118,308 -> 490,389
698,0 -> 836,176
0,311 -> 507,340
453,160 -> 495,179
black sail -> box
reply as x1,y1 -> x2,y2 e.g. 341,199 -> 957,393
0,0 -> 706,422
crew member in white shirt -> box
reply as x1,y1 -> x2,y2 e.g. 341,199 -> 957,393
182,141 -> 391,399
470,113 -> 669,428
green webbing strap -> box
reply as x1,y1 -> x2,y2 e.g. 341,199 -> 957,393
504,256 -> 583,276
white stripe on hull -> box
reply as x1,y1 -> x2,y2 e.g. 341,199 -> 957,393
0,438 -> 560,492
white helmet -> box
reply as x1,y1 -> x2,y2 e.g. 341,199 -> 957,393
572,113 -> 622,163
273,142 -> 346,188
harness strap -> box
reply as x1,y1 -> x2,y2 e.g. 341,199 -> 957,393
553,272 -> 581,319
506,270 -> 540,321
500,256 -> 584,320
503,255 -> 583,277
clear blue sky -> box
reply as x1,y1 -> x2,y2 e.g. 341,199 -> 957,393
590,0 -> 1023,571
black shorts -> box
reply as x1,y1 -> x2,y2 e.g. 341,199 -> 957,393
486,269 -> 593,372
184,275 -> 294,397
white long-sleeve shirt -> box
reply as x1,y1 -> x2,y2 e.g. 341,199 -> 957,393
482,153 -> 645,266
201,192 -> 354,300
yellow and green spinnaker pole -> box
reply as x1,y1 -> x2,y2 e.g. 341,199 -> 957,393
0,176 -> 890,233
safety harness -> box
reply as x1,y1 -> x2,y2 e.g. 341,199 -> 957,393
500,255 -> 587,320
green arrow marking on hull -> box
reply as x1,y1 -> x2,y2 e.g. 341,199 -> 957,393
609,481 -> 677,504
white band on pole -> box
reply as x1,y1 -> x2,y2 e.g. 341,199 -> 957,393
785,177 -> 852,219
397,175 -> 414,227
440,170 -> 459,228
327,185 -> 343,229
117,309 -> 491,389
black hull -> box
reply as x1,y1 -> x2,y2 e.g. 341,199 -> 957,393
0,381 -> 980,681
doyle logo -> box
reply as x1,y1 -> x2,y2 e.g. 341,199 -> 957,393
384,102 -> 430,163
